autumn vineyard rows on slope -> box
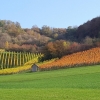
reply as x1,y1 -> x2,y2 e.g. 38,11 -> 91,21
0,47 -> 100,74
39,47 -> 100,70
0,51 -> 43,74
0,51 -> 43,69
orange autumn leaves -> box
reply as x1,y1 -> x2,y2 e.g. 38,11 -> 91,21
39,47 -> 100,70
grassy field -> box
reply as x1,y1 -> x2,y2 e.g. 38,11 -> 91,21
0,65 -> 100,100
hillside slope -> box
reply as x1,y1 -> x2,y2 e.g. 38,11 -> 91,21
76,16 -> 100,41
39,47 -> 100,70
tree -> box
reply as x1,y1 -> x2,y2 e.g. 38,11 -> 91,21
31,25 -> 40,33
15,22 -> 21,28
83,36 -> 93,45
53,33 -> 58,39
41,25 -> 52,36
42,40 -> 71,59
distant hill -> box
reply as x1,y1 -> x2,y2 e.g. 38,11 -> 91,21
75,16 -> 100,41
64,16 -> 100,42
0,16 -> 100,58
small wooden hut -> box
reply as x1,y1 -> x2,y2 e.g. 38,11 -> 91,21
31,64 -> 38,72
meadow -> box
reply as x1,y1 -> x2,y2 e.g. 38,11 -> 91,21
0,65 -> 100,100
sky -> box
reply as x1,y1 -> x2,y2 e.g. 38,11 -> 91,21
0,0 -> 100,29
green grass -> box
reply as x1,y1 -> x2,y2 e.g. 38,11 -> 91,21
0,65 -> 100,100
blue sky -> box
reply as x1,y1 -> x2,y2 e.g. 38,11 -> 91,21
0,0 -> 100,28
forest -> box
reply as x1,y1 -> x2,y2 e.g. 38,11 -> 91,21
0,16 -> 100,59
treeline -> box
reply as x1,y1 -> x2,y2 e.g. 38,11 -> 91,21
0,20 -> 51,48
75,16 -> 100,41
0,20 -> 67,52
0,16 -> 100,59
42,38 -> 99,59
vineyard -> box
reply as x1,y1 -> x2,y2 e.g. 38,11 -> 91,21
0,51 -> 43,74
39,47 -> 100,70
1,47 -> 100,74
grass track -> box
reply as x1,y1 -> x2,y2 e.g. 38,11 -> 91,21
0,65 -> 100,100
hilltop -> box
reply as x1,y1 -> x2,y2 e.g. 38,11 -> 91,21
0,16 -> 100,59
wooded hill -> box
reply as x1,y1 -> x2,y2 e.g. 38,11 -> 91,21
0,16 -> 100,59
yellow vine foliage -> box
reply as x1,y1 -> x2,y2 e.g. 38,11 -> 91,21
39,47 -> 100,70
0,55 -> 43,75
0,65 -> 31,75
